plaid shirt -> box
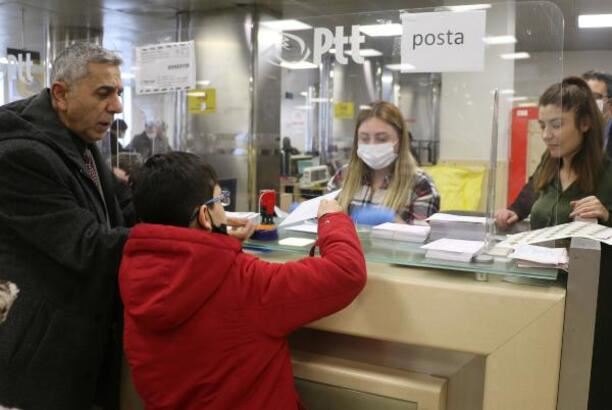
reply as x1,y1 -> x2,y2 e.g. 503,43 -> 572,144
327,165 -> 440,223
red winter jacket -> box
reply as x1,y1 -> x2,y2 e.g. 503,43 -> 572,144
119,212 -> 366,410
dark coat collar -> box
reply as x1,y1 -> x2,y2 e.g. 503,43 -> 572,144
0,89 -> 91,170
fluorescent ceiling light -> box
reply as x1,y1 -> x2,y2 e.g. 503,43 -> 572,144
260,19 -> 312,31
346,48 -> 383,57
483,35 -> 517,45
511,96 -> 529,102
578,14 -> 612,28
197,80 -> 211,86
121,73 -> 135,80
445,4 -> 491,12
500,89 -> 515,95
500,52 -> 530,60
385,63 -> 415,71
359,23 -> 402,37
280,61 -> 318,70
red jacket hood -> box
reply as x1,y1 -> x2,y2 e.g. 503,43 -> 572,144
119,224 -> 242,331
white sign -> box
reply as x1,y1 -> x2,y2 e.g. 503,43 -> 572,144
135,40 -> 196,95
400,11 -> 486,73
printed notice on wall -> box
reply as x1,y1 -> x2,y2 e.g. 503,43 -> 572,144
135,40 -> 196,95
400,11 -> 486,73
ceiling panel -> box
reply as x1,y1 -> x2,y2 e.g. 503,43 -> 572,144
0,0 -> 611,52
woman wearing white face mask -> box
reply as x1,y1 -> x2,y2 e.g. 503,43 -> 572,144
327,101 -> 440,224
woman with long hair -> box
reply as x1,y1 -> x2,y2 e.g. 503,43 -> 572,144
327,101 -> 440,224
497,76 -> 612,229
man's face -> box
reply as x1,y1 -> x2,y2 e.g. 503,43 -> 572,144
586,78 -> 610,119
53,62 -> 124,143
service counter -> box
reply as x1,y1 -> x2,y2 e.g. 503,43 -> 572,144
262,252 -> 565,410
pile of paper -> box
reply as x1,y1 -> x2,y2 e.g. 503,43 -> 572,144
370,222 -> 430,243
509,244 -> 569,270
503,221 -> 612,248
427,213 -> 486,241
421,238 -> 485,263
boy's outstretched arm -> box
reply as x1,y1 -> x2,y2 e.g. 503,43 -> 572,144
239,200 -> 367,337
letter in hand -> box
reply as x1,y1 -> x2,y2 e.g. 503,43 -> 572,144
317,199 -> 343,219
569,196 -> 610,222
227,216 -> 256,242
494,208 -> 518,230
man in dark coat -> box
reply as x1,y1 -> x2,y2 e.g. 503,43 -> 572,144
0,43 -> 130,410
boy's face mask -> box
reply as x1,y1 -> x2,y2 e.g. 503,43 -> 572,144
207,208 -> 228,235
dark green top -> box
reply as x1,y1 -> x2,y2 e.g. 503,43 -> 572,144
531,158 -> 612,229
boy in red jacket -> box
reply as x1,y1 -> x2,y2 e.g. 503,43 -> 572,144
120,152 -> 367,410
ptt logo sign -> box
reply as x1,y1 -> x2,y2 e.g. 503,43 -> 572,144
2,49 -> 37,83
6,53 -> 34,82
312,26 -> 365,65
270,10 -> 487,73
271,25 -> 365,67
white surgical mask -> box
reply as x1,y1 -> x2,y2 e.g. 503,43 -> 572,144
357,143 -> 398,170
596,98 -> 605,113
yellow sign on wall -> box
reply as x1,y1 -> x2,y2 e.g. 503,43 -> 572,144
334,102 -> 354,119
188,88 -> 216,114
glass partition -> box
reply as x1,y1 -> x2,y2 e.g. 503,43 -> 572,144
248,1 -> 564,280
0,2 -> 566,281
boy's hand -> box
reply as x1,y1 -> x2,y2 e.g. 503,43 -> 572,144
317,199 -> 343,219
227,218 -> 256,242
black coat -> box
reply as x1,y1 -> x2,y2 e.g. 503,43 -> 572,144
0,90 -> 130,409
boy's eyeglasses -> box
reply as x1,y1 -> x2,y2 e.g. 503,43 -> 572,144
189,190 -> 231,223
205,190 -> 231,207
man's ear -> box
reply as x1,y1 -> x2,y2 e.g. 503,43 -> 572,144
50,81 -> 70,111
197,205 -> 213,232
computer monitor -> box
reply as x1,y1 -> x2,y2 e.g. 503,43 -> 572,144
289,154 -> 313,176
296,159 -> 314,175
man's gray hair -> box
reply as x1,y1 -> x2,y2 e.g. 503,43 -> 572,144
51,42 -> 122,84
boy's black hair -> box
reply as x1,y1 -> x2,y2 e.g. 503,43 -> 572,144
130,152 -> 218,227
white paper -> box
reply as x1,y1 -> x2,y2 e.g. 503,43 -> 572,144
509,245 -> 568,265
225,212 -> 259,221
372,222 -> 430,234
371,222 -> 430,242
505,221 -> 612,247
400,10 -> 486,73
425,249 -> 473,263
274,206 -> 289,218
135,40 -> 196,95
279,190 -> 341,227
284,223 -> 318,234
278,237 -> 316,247
426,213 -> 486,224
421,238 -> 484,254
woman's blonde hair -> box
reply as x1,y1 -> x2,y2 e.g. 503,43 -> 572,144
337,101 -> 418,213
